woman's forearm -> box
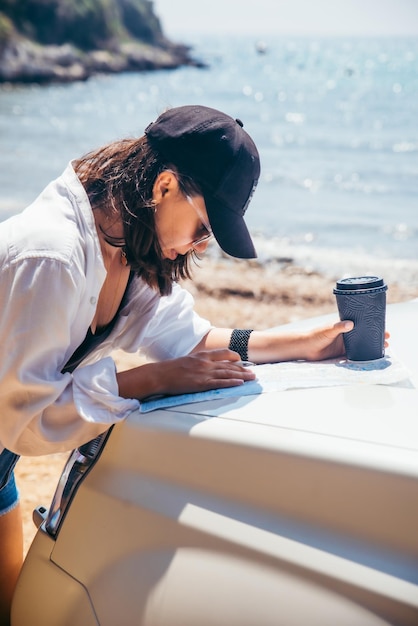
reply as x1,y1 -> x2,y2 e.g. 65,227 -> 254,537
116,362 -> 164,401
198,320 -> 354,364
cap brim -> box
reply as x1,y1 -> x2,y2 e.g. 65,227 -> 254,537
205,197 -> 257,259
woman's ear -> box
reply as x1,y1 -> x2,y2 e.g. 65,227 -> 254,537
152,170 -> 179,203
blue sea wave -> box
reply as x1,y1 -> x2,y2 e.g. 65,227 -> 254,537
0,34 -> 417,265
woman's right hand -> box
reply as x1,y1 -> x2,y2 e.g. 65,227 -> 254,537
117,349 -> 256,400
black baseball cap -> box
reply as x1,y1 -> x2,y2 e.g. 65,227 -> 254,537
145,105 -> 260,258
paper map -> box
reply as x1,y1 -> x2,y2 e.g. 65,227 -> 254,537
139,355 -> 411,413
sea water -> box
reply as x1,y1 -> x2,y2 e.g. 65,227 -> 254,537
1,34 -> 417,283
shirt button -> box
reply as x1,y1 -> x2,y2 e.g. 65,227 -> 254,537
90,296 -> 97,305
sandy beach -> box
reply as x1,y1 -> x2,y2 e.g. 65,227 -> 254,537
15,254 -> 418,554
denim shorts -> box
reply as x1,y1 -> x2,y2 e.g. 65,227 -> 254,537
0,449 -> 20,516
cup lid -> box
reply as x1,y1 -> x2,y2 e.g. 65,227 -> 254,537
335,276 -> 385,291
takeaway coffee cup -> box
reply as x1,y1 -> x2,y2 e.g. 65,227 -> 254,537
333,276 -> 388,361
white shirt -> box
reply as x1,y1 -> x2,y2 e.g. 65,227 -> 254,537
0,163 -> 211,456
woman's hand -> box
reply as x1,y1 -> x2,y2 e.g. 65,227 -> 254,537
302,321 -> 390,361
246,321 -> 390,364
302,320 -> 354,361
117,349 -> 256,401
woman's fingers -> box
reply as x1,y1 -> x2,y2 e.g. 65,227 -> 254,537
156,350 -> 256,397
335,320 -> 354,333
312,320 -> 391,359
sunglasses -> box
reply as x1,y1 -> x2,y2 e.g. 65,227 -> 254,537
186,195 -> 213,248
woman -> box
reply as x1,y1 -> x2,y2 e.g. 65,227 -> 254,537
0,105 -> 361,622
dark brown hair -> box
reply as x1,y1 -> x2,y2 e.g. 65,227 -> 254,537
73,136 -> 202,296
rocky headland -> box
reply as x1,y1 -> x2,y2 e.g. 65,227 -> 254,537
0,0 -> 204,83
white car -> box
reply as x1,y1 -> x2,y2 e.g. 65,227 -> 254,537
12,300 -> 418,626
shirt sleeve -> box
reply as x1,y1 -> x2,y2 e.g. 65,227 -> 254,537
136,282 -> 213,361
0,256 -> 139,456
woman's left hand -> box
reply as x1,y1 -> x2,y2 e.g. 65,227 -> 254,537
301,321 -> 390,361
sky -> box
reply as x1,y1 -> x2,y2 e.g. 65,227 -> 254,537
153,0 -> 418,38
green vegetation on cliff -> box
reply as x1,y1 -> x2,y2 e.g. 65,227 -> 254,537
0,0 -> 165,50
0,0 -> 200,83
